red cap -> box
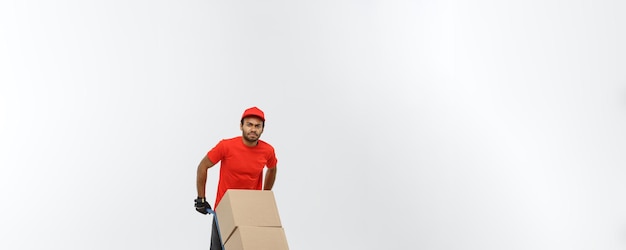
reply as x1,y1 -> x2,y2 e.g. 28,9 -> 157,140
241,106 -> 265,121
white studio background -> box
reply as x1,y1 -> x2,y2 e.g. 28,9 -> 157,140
1,1 -> 625,250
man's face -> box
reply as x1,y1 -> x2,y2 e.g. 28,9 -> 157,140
240,116 -> 264,143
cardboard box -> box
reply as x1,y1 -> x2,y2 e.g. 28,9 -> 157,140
216,190 -> 282,243
224,226 -> 289,250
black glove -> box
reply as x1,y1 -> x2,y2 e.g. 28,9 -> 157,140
194,197 -> 212,215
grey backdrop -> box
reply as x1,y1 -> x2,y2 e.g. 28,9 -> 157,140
1,1 -> 625,249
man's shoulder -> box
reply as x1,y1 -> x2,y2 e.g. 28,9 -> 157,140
213,136 -> 241,147
222,136 -> 241,142
257,139 -> 275,150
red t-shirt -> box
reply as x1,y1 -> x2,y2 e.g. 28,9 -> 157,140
207,136 -> 278,208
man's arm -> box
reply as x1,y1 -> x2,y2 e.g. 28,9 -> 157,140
263,166 -> 277,190
196,155 -> 216,198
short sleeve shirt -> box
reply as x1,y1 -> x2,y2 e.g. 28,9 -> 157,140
207,136 -> 278,207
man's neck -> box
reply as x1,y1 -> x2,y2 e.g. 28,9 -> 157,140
242,137 -> 258,147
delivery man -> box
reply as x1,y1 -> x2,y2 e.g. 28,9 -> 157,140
194,106 -> 278,250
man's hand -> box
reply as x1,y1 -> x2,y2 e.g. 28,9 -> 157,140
194,197 -> 212,215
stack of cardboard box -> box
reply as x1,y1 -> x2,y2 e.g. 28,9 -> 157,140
216,189 -> 289,250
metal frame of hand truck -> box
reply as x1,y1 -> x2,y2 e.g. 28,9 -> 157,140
207,208 -> 225,250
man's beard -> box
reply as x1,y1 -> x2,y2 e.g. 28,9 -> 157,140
243,132 -> 259,142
